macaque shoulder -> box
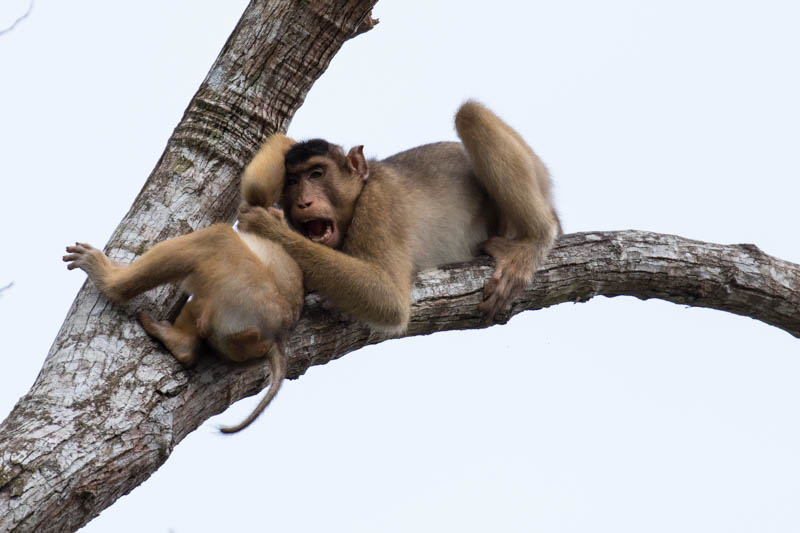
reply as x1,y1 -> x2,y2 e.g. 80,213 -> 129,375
342,165 -> 414,269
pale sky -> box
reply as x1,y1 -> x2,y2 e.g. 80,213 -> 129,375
2,1 -> 800,532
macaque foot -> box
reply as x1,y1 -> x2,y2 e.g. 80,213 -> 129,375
138,312 -> 200,367
479,236 -> 538,319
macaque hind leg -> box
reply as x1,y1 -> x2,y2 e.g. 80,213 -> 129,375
64,224 -> 237,303
138,300 -> 202,366
455,100 -> 560,318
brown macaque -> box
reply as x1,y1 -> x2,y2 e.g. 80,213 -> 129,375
63,134 -> 302,433
237,101 -> 561,332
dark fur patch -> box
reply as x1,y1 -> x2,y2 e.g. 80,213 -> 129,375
285,139 -> 331,166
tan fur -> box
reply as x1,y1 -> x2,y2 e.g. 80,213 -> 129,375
64,132 -> 302,433
237,100 -> 561,331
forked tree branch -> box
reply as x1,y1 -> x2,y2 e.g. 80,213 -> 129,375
1,1 -> 798,532
0,0 -> 377,531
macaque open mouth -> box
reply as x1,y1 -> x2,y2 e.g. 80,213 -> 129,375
302,219 -> 335,244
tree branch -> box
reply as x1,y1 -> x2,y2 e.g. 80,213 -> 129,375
281,229 -> 800,381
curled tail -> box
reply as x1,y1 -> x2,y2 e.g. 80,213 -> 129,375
219,343 -> 287,434
241,133 -> 296,207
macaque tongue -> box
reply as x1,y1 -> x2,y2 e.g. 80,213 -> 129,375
308,220 -> 327,238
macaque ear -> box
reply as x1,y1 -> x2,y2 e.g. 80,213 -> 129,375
346,145 -> 369,181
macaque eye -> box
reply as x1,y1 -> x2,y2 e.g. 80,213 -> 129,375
309,168 -> 324,180
286,176 -> 298,187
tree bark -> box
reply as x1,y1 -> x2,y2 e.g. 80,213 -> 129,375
1,2 -> 799,533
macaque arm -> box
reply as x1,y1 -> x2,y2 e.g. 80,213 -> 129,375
294,232 -> 412,329
239,204 -> 412,331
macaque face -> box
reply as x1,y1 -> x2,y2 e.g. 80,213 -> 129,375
284,151 -> 366,249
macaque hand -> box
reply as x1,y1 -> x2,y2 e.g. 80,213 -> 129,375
238,202 -> 286,239
266,206 -> 288,227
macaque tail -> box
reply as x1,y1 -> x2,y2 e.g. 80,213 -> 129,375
241,133 -> 296,207
219,343 -> 287,434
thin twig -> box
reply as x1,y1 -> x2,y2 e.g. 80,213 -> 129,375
0,0 -> 34,37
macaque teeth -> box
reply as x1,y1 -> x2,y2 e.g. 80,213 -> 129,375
308,225 -> 329,243
305,221 -> 333,243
